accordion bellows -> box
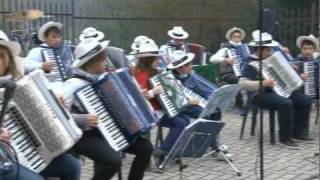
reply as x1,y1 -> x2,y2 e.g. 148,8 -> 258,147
3,70 -> 82,172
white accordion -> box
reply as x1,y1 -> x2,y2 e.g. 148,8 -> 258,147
250,51 -> 304,97
2,70 -> 82,172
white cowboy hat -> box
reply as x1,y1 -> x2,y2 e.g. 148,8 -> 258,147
79,27 -> 105,41
296,34 -> 319,50
0,30 -> 21,56
135,41 -> 161,58
248,30 -> 279,47
167,26 -> 189,40
167,50 -> 195,69
38,21 -> 63,42
225,27 -> 246,40
72,39 -> 109,68
131,35 -> 155,51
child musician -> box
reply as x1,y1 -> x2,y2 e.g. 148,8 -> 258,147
23,21 -> 73,78
0,30 -> 81,180
240,31 -> 312,149
61,39 -> 152,180
209,27 -> 249,113
168,50 -> 233,160
133,41 -> 191,165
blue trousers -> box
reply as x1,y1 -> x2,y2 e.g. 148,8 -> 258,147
2,153 -> 81,180
255,90 -> 312,141
159,113 -> 190,152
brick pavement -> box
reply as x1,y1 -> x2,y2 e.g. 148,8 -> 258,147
80,110 -> 320,180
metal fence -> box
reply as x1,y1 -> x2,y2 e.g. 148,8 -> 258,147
0,0 -> 318,56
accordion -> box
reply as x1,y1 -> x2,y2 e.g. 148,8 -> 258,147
2,70 -> 82,173
41,45 -> 75,82
75,68 -> 156,152
227,44 -> 250,77
303,61 -> 320,98
181,72 -> 218,108
250,51 -> 304,98
149,71 -> 189,118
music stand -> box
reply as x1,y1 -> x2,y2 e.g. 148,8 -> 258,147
199,84 -> 241,118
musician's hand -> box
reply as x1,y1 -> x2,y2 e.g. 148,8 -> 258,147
291,64 -> 299,71
225,58 -> 235,65
86,114 -> 99,127
189,98 -> 200,105
152,85 -> 164,95
42,62 -> 54,73
262,79 -> 275,87
282,47 -> 290,54
300,73 -> 308,81
0,128 -> 11,143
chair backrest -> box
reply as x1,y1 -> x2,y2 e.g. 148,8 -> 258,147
187,43 -> 207,65
192,64 -> 222,85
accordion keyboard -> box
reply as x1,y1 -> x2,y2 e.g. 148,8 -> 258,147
76,85 -> 128,151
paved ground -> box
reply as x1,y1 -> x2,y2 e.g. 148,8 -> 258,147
80,109 -> 320,180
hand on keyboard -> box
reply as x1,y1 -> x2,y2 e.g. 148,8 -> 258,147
300,73 -> 308,81
0,128 -> 11,143
263,79 -> 275,87
86,114 -> 99,127
42,62 -> 54,73
189,98 -> 200,105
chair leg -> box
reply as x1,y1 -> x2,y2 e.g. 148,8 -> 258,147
269,110 -> 276,144
240,104 -> 251,139
155,126 -> 163,148
250,107 -> 258,136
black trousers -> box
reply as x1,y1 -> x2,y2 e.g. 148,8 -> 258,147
71,129 -> 153,180
255,90 -> 312,141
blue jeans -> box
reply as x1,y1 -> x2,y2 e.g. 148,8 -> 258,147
40,153 -> 81,180
159,113 -> 190,152
1,163 -> 43,180
254,90 -> 311,141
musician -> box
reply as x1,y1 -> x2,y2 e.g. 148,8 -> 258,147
160,26 -> 190,64
133,42 -> 191,165
79,27 -> 130,70
209,27 -> 248,114
61,39 -> 152,180
240,31 -> 313,149
0,30 -> 81,180
293,34 -> 320,65
23,21 -> 72,75
168,50 -> 232,160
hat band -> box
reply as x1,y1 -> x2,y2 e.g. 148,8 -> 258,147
138,51 -> 159,55
254,40 -> 273,44
172,55 -> 189,66
78,44 -> 103,60
84,34 -> 99,38
172,32 -> 184,37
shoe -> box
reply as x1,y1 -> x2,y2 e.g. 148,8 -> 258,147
211,151 -> 233,162
279,140 -> 300,150
293,136 -> 315,142
216,144 -> 229,153
153,148 -> 166,168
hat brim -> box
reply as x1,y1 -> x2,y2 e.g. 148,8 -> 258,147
79,31 -> 105,41
226,28 -> 246,40
296,36 -> 320,50
38,22 -> 63,42
0,40 -> 21,56
136,52 -> 162,58
72,40 -> 110,68
168,30 -> 189,40
248,41 -> 279,47
167,53 -> 195,69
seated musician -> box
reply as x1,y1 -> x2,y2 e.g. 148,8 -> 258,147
61,39 -> 152,180
23,21 -> 72,75
209,27 -> 248,114
167,50 -> 233,160
0,30 -> 81,180
133,41 -> 191,166
128,35 -> 155,66
292,35 -> 320,71
239,31 -> 313,149
160,26 -> 190,64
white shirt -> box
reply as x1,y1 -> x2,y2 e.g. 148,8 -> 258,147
23,43 -> 50,74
